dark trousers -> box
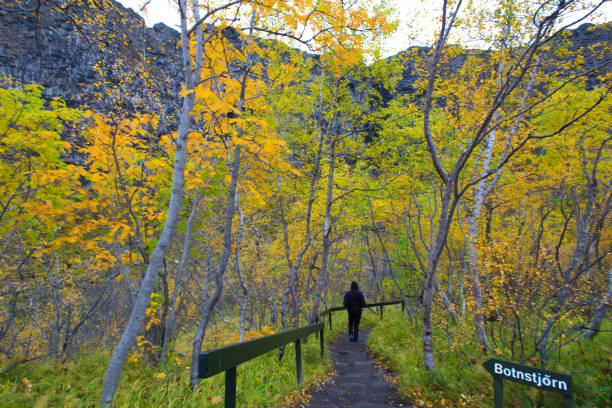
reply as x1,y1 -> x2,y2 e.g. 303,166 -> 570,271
348,311 -> 361,341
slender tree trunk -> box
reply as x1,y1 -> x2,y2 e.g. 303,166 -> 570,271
235,204 -> 249,342
468,129 -> 495,351
190,144 -> 241,388
309,78 -> 339,323
419,0 -> 462,371
189,8 -> 258,384
538,161 -> 604,360
434,275 -> 457,324
584,264 -> 611,339
310,132 -> 336,323
161,189 -> 200,365
368,200 -> 410,315
99,75 -> 192,408
468,56 -> 539,349
364,232 -> 380,300
278,120 -> 323,332
100,100 -> 191,407
421,183 -> 456,371
99,0 -> 200,400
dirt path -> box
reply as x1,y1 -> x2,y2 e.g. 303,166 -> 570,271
304,329 -> 409,408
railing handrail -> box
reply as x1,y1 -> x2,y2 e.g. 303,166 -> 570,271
199,321 -> 324,378
198,299 -> 404,408
319,300 -> 404,316
200,300 -> 403,372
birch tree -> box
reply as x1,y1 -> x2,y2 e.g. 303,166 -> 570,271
100,0 -> 218,403
416,0 -> 609,370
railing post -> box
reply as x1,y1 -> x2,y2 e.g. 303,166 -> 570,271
328,312 -> 332,330
493,377 -> 503,408
320,327 -> 324,358
402,301 -> 405,312
380,305 -> 383,320
225,367 -> 237,408
295,339 -> 302,388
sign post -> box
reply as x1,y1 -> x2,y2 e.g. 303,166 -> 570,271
483,359 -> 572,408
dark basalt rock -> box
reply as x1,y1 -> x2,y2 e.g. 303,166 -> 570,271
1,1 -> 610,125
549,22 -> 612,89
377,23 -> 611,105
0,0 -> 182,120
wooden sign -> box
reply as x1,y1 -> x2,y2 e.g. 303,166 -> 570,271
483,358 -> 572,407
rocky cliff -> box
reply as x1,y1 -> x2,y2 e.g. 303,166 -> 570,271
1,1 -> 610,122
0,0 -> 182,119
381,22 -> 612,106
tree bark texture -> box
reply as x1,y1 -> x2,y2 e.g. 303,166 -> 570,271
100,1 -> 205,403
189,144 -> 241,388
310,132 -> 336,323
235,205 -> 249,342
161,189 -> 200,365
584,264 -> 611,339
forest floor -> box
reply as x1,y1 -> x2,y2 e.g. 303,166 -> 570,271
303,329 -> 410,408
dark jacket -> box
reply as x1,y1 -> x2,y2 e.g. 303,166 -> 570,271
344,289 -> 366,313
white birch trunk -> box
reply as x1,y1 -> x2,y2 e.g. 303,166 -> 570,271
189,12 -> 255,382
308,79 -> 339,323
161,189 -> 200,365
235,205 -> 249,342
310,130 -> 336,323
467,128 -> 495,350
99,1 -> 202,404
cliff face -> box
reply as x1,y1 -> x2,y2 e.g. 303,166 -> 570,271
1,1 -> 610,119
551,22 -> 612,89
0,1 -> 182,117
381,23 -> 612,105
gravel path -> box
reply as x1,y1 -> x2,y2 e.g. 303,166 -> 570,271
304,329 -> 409,408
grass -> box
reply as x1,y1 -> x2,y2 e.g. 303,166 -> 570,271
367,311 -> 612,407
0,315 -> 337,408
5,305 -> 606,407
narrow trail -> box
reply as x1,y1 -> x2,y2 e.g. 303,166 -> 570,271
304,329 -> 409,408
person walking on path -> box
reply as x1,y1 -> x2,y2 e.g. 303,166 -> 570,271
343,281 -> 366,342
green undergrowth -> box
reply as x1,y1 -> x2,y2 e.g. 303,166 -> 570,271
367,312 -> 611,407
0,315 -> 337,407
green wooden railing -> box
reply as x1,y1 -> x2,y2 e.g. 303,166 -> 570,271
320,300 -> 404,330
198,300 -> 403,408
